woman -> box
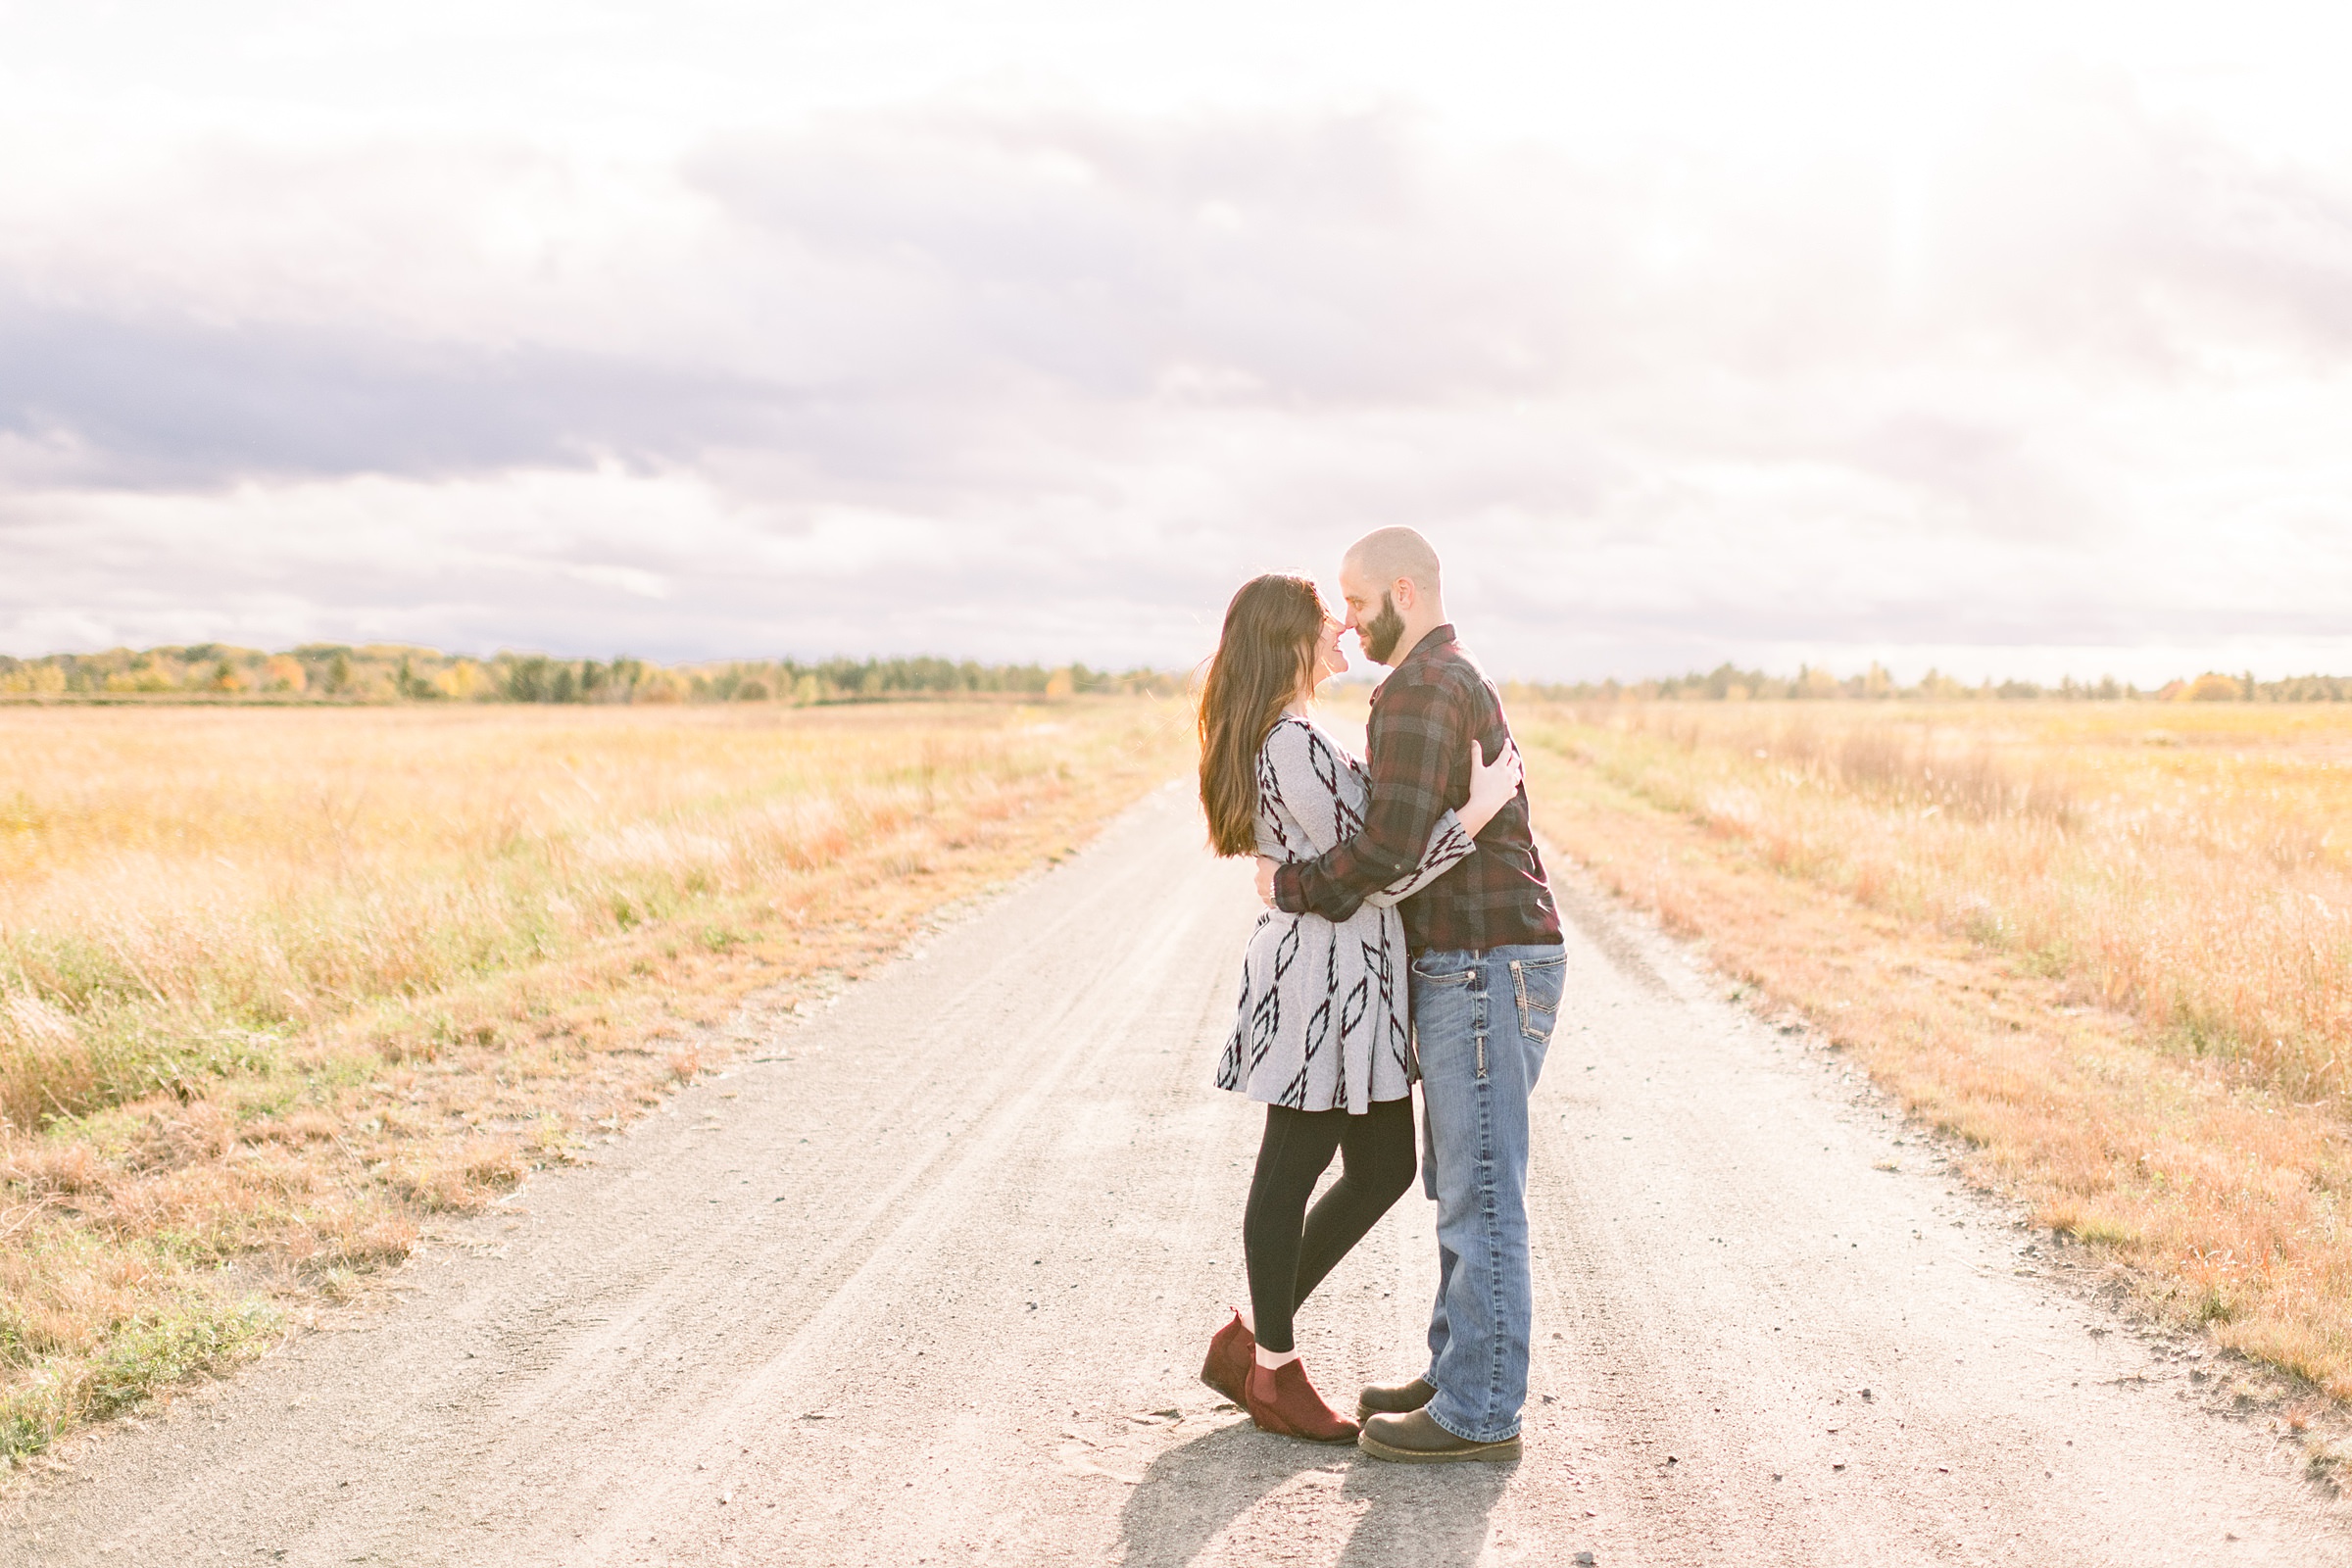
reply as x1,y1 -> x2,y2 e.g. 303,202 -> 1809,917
1195,573 -> 1521,1443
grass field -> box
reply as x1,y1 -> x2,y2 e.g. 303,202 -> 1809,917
0,699 -> 1189,1462
1515,699 -> 2352,1408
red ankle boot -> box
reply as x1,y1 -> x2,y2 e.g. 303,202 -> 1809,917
1245,1358 -> 1359,1444
1200,1311 -> 1254,1405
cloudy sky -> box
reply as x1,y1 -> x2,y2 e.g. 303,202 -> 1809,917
4,0 -> 2349,681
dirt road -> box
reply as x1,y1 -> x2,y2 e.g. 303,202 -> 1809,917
8,781 -> 2350,1566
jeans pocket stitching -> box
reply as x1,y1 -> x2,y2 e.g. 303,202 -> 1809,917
1511,958 -> 1560,1044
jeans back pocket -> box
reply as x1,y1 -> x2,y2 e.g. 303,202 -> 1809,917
1510,954 -> 1567,1044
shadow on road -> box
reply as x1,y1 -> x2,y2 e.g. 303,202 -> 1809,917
1117,1420 -> 1507,1567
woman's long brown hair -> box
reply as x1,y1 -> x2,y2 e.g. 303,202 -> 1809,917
1199,574 -> 1323,857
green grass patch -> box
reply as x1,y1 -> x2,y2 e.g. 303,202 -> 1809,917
2,1294 -> 277,1464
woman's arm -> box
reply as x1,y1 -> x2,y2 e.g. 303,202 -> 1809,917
1361,811 -> 1475,907
1360,738 -> 1522,907
1457,737 -> 1522,838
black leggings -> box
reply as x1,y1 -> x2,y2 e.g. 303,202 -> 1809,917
1243,1097 -> 1418,1355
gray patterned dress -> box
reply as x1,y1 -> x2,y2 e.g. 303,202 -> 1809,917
1216,714 -> 1477,1113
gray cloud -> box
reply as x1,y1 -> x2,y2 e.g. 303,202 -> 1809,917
8,81 -> 2352,676
686,107 -> 1621,401
0,302 -> 797,487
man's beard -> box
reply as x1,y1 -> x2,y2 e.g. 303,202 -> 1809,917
1360,592 -> 1406,664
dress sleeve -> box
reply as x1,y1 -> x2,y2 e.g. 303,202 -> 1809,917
1254,719 -> 1346,858
1359,809 -> 1476,908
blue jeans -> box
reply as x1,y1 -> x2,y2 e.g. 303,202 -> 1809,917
1411,943 -> 1566,1444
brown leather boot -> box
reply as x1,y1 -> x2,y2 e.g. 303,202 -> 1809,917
1199,1311 -> 1254,1406
1245,1358 -> 1359,1444
1355,1375 -> 1437,1423
1358,1408 -> 1522,1464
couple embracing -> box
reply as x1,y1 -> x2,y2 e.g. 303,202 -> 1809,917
1195,526 -> 1565,1463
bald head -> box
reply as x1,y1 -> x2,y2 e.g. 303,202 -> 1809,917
1343,527 -> 1442,597
1336,527 -> 1447,666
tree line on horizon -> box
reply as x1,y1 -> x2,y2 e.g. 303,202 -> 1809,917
0,645 -> 1184,705
1515,662 -> 2352,704
3,646 -> 2347,706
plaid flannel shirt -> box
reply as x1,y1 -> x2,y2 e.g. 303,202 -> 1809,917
1273,625 -> 1562,954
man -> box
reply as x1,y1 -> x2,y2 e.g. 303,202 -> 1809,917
1254,526 -> 1565,1464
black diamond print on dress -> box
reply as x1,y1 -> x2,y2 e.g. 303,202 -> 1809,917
1250,986 -> 1281,1073
1272,919 -> 1298,981
1309,730 -> 1341,797
1339,975 -> 1369,1042
1216,1031 -> 1243,1090
1279,1062 -> 1312,1109
1301,997 -> 1331,1063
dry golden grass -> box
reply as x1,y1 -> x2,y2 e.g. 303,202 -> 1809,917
1514,698 -> 2352,1396
0,699 -> 1189,1461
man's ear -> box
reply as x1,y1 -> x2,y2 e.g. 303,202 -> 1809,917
1395,577 -> 1423,613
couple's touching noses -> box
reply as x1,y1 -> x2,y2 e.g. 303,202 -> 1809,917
1196,526 -> 1566,1463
